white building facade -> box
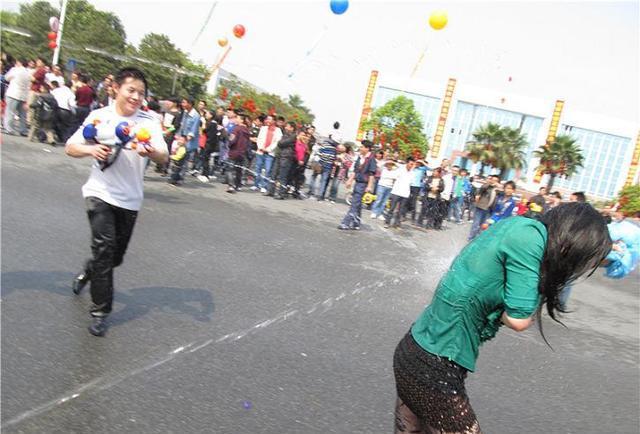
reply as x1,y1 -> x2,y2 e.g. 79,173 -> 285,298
367,73 -> 638,200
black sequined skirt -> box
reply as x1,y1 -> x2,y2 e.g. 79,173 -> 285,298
393,330 -> 479,432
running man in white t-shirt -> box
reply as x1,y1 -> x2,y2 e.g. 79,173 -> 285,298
65,67 -> 168,336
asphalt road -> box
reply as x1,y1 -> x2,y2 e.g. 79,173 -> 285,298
2,135 -> 639,433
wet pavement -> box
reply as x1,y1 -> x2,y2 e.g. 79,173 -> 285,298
2,135 -> 638,433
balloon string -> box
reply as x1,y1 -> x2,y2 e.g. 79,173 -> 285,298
410,39 -> 431,78
190,1 -> 219,50
288,25 -> 330,79
210,46 -> 232,74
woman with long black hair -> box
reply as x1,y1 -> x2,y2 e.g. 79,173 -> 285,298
393,202 -> 611,433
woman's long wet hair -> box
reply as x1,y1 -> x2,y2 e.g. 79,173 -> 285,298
536,202 -> 611,340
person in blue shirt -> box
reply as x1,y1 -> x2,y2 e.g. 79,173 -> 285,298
485,180 -> 517,227
448,168 -> 472,223
178,97 -> 200,179
406,160 -> 428,223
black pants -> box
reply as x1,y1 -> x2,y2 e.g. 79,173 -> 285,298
418,197 -> 446,229
267,156 -> 281,195
406,186 -> 421,221
278,158 -> 295,196
386,194 -> 408,227
55,109 -> 74,142
226,157 -> 245,189
200,147 -> 215,177
74,106 -> 91,131
83,197 -> 138,317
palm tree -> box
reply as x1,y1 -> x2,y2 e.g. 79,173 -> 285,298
494,127 -> 528,178
533,134 -> 584,190
465,122 -> 503,175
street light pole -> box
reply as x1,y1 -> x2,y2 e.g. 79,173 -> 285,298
52,0 -> 68,66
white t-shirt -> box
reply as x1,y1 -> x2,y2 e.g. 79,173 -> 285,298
391,165 -> 413,198
378,165 -> 399,188
45,72 -> 65,86
67,105 -> 165,211
51,85 -> 75,110
441,172 -> 454,200
5,66 -> 31,101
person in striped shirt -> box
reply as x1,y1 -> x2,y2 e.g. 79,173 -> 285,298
317,138 -> 338,201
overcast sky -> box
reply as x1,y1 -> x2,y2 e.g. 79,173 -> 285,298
5,0 -> 639,138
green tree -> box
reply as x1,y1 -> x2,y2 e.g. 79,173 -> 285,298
533,134 -> 584,190
465,122 -> 503,175
1,2 -> 58,61
134,33 -> 191,97
215,77 -> 314,124
465,123 -> 527,177
361,96 -> 428,158
494,126 -> 528,177
58,0 -> 127,78
617,185 -> 640,217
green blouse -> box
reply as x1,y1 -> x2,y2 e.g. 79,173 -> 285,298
411,217 -> 548,372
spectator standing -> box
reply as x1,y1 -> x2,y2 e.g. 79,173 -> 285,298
3,58 -> 30,136
338,140 -> 377,230
468,175 -> 501,240
74,74 -> 95,128
28,83 -> 58,145
253,115 -> 282,193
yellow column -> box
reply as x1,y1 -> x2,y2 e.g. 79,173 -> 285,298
430,78 -> 457,158
356,70 -> 379,141
624,131 -> 640,186
533,100 -> 565,183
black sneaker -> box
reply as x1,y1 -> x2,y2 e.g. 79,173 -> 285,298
72,271 -> 89,295
88,316 -> 107,337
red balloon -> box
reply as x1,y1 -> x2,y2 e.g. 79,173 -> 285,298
47,31 -> 57,40
233,24 -> 245,38
48,41 -> 57,49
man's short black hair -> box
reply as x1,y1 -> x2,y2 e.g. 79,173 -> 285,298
491,174 -> 501,181
115,67 -> 148,95
504,180 -> 516,190
257,114 -> 266,123
182,96 -> 195,106
361,140 -> 373,149
333,121 -> 340,129
571,191 -> 587,202
286,121 -> 297,129
277,115 -> 286,122
147,100 -> 161,112
452,165 -> 460,169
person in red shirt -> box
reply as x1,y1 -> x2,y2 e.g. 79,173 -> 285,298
74,73 -> 95,129
27,57 -> 47,126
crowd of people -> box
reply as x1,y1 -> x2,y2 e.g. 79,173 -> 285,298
2,56 -> 601,239
0,55 -> 119,145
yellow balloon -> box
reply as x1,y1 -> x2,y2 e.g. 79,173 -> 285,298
218,37 -> 228,47
429,11 -> 448,30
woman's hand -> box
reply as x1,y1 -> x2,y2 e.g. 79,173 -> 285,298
501,312 -> 533,332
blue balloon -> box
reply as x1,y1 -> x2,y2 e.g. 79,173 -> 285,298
330,0 -> 349,15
